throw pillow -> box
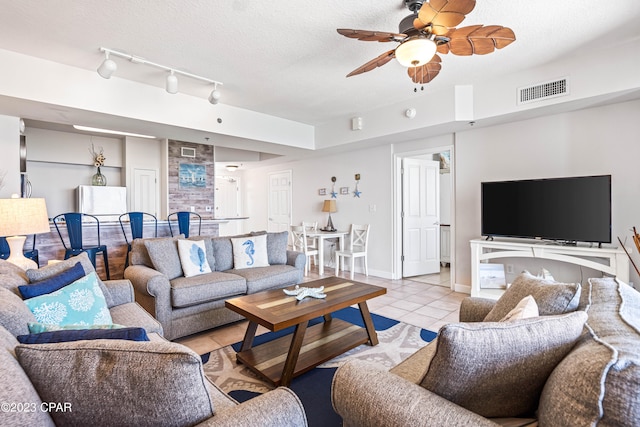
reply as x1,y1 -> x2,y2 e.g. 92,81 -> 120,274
144,237 -> 183,280
0,286 -> 37,336
27,322 -> 125,334
23,272 -> 113,329
19,262 -> 85,299
16,339 -> 215,426
188,236 -> 216,270
267,231 -> 288,265
177,239 -> 212,277
500,295 -> 539,321
231,234 -> 270,269
129,234 -> 184,268
26,252 -> 115,308
483,271 -> 581,321
17,327 -> 149,344
420,311 -> 588,418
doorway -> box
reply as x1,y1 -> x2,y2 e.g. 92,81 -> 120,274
394,146 -> 454,289
267,170 -> 292,232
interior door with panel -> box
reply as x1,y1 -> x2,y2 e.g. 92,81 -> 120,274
132,168 -> 158,216
402,158 -> 440,277
268,170 -> 292,232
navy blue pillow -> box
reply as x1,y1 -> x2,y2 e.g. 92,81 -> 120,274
17,327 -> 150,344
18,262 -> 85,300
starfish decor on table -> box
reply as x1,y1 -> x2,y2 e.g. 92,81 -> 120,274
283,285 -> 327,300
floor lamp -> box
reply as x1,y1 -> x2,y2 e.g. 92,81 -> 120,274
0,197 -> 50,270
322,200 -> 337,232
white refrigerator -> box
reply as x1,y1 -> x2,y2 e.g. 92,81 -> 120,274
77,185 -> 127,221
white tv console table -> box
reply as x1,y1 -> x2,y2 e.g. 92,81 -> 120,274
470,238 -> 629,300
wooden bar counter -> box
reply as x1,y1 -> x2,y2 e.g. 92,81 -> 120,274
29,220 -> 228,280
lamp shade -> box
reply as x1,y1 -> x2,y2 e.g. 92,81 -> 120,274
322,200 -> 337,213
395,37 -> 436,68
0,198 -> 50,237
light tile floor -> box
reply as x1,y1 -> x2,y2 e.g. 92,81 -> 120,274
177,266 -> 465,355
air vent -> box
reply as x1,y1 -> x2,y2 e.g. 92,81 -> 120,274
518,77 -> 569,105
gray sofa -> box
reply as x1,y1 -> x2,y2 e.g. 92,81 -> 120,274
124,231 -> 305,340
332,273 -> 640,426
0,255 -> 308,427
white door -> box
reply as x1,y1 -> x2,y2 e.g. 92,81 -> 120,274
132,168 -> 157,216
215,176 -> 242,235
402,158 -> 440,277
268,170 -> 292,232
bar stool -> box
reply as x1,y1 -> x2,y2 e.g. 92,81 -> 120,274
167,211 -> 202,238
119,212 -> 158,268
53,213 -> 110,279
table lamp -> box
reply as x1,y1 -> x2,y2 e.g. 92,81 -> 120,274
322,200 -> 337,232
0,197 -> 50,270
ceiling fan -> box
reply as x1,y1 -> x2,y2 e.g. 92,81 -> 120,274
337,0 -> 515,89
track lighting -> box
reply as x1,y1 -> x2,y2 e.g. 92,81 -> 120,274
208,84 -> 221,105
96,47 -> 222,102
97,52 -> 117,79
166,71 -> 178,94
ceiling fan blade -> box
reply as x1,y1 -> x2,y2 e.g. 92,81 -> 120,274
337,29 -> 406,42
407,54 -> 442,84
346,49 -> 396,77
441,25 -> 516,56
415,0 -> 476,32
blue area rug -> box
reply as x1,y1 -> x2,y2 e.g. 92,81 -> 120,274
203,307 -> 437,427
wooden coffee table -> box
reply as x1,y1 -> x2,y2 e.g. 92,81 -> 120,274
225,276 -> 386,387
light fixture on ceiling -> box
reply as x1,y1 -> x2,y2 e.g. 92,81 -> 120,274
72,125 -> 156,139
394,36 -> 437,68
97,51 -> 117,79
166,71 -> 178,94
208,84 -> 221,105
225,165 -> 239,172
96,47 -> 222,103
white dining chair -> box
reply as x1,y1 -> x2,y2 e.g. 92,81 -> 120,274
335,224 -> 370,280
302,221 -> 319,264
290,225 -> 319,276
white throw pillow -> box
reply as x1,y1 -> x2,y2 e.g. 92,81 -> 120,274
231,234 -> 270,269
500,295 -> 539,321
177,239 -> 212,277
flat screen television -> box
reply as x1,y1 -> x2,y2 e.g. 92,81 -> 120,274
481,175 -> 611,244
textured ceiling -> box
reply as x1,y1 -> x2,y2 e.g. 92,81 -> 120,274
0,0 -> 639,126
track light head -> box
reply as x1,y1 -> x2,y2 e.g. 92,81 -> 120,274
208,88 -> 221,105
166,71 -> 178,94
97,53 -> 117,79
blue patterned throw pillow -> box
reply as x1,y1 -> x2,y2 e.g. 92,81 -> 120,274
177,239 -> 212,277
23,272 -> 113,330
231,234 -> 270,270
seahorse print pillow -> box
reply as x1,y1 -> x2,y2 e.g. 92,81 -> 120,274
231,234 -> 270,270
177,239 -> 212,277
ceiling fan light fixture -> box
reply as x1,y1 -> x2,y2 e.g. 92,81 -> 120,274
395,37 -> 436,68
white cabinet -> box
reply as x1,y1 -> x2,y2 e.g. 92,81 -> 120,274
470,238 -> 629,299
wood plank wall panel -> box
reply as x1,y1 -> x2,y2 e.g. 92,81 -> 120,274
168,140 -> 216,219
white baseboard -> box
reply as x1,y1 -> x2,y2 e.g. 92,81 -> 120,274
455,283 -> 471,295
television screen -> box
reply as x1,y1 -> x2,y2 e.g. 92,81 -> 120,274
481,175 -> 611,243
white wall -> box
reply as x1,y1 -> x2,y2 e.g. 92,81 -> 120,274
0,115 -> 21,197
456,98 -> 640,288
25,127 -> 122,217
244,144 -> 393,277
